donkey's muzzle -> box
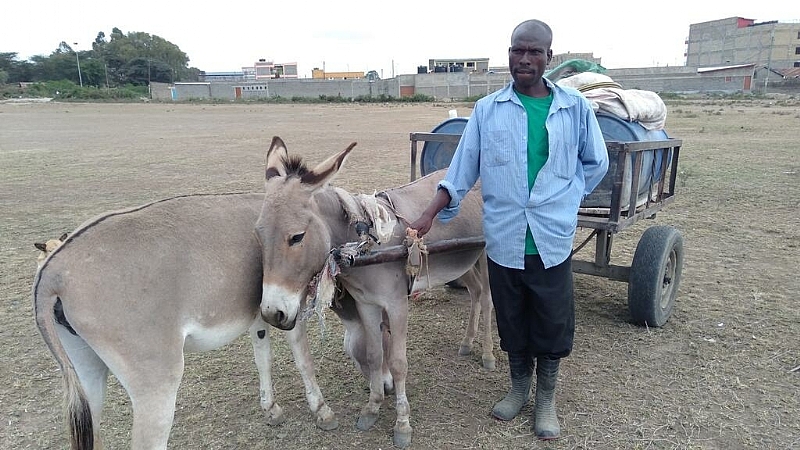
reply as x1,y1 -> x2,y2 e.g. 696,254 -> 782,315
262,309 -> 296,330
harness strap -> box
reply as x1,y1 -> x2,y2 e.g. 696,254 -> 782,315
324,189 -> 426,298
377,191 -> 413,229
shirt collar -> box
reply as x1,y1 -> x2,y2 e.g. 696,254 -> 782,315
495,78 -> 579,110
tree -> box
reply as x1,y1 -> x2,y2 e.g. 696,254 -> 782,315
4,28 -> 201,86
28,44 -> 82,84
0,52 -> 34,83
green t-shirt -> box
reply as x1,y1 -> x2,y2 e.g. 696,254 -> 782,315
517,90 -> 553,255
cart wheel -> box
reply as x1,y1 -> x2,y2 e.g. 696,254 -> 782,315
628,225 -> 683,327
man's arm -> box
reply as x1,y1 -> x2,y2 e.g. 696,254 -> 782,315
581,104 -> 610,194
408,187 -> 452,236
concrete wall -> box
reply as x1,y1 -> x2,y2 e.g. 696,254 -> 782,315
606,66 -> 755,93
411,72 -> 470,100
178,83 -> 212,100
166,78 -> 400,101
409,72 -> 510,100
158,65 -> 788,102
150,82 -> 172,100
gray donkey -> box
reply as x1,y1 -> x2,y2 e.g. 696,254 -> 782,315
33,193 -> 337,450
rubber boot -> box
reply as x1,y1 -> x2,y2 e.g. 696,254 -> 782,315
491,352 -> 532,421
533,357 -> 561,439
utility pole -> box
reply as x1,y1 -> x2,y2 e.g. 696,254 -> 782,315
764,25 -> 775,94
73,42 -> 83,87
147,36 -> 153,86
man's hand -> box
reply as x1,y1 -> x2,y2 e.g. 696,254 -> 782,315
408,214 -> 435,237
407,187 -> 452,237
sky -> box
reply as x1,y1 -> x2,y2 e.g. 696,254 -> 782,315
3,1 -> 796,78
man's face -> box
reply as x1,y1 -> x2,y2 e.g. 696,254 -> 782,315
508,36 -> 551,90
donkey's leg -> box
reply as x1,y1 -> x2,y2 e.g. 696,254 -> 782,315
284,322 -> 338,430
456,268 -> 481,357
248,318 -> 285,426
479,289 -> 496,371
468,254 -> 497,370
342,317 -> 395,394
457,266 -> 497,370
352,302 -> 387,432
113,344 -> 184,450
339,293 -> 394,395
58,325 -> 110,448
383,297 -> 413,448
379,315 -> 395,395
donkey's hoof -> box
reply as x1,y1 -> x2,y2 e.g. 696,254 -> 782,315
458,344 -> 472,357
482,356 -> 497,371
392,427 -> 413,448
356,412 -> 379,431
265,403 -> 285,426
316,415 -> 339,431
316,405 -> 339,430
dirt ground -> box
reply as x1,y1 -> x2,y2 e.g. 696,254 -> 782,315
1,97 -> 798,450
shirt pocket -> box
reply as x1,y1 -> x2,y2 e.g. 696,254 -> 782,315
547,138 -> 578,180
481,130 -> 513,167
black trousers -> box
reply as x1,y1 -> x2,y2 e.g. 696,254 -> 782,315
487,254 -> 574,359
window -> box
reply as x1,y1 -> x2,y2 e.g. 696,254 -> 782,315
725,76 -> 732,82
794,62 -> 800,67
796,46 -> 800,55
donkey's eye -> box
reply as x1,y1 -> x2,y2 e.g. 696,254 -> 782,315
289,232 -> 305,246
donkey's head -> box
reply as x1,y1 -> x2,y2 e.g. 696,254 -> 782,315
255,136 -> 356,330
35,232 -> 68,269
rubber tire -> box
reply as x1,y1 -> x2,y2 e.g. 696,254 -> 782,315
628,225 -> 683,327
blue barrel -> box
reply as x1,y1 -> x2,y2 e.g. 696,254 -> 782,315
420,113 -> 671,209
420,117 -> 468,177
582,113 -> 670,208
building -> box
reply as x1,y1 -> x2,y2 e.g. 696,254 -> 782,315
254,60 -> 299,79
427,58 -> 490,73
685,17 -> 800,69
198,72 -> 249,82
311,68 -> 365,80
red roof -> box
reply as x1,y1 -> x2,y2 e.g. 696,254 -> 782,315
777,67 -> 800,79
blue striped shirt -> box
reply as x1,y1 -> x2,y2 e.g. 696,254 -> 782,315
437,80 -> 609,269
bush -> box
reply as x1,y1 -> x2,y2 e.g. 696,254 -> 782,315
0,80 -> 149,101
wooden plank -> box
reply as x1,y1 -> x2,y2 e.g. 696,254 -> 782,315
342,236 -> 486,267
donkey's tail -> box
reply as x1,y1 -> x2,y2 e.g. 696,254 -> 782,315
33,275 -> 94,450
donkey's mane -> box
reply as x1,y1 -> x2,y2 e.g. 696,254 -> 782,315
282,155 -> 310,177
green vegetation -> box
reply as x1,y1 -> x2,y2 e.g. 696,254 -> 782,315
0,80 -> 149,101
1,28 -> 201,98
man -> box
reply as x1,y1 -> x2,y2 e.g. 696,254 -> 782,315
408,19 -> 609,440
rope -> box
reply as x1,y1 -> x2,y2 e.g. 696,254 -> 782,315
301,251 -> 341,340
403,228 -> 430,296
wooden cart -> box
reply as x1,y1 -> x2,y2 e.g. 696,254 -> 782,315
407,126 -> 684,327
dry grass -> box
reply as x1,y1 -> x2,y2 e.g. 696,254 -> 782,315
1,98 -> 798,449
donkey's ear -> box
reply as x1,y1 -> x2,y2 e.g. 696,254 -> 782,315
300,142 -> 357,189
34,242 -> 47,251
265,136 -> 289,180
